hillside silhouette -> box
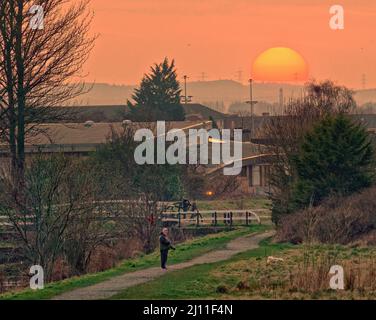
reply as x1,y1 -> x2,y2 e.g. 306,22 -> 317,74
66,81 -> 376,111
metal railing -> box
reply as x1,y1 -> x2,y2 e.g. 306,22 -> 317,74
160,209 -> 263,228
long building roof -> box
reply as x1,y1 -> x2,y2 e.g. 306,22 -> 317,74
0,121 -> 212,154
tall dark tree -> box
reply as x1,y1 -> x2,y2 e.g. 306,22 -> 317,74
291,114 -> 374,210
127,58 -> 185,121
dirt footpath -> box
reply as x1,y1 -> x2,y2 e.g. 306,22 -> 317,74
53,231 -> 274,300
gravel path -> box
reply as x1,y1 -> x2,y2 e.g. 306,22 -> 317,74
53,230 -> 274,300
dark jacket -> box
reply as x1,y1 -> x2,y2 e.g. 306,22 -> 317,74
159,234 -> 175,251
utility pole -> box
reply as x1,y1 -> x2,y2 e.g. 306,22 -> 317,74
184,75 -> 188,104
236,70 -> 243,83
360,47 -> 366,89
199,72 -> 207,82
362,73 -> 366,89
250,79 -> 254,137
246,78 -> 258,138
181,75 -> 193,104
279,88 -> 284,115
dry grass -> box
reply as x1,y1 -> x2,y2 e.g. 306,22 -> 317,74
276,188 -> 376,245
211,245 -> 376,299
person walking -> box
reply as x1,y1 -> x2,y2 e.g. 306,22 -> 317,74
159,227 -> 175,270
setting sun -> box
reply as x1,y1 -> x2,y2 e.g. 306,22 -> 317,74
252,47 -> 309,83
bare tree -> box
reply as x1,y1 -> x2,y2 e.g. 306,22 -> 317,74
0,0 -> 96,184
110,197 -> 161,254
0,154 -> 101,281
62,191 -> 120,276
206,171 -> 240,198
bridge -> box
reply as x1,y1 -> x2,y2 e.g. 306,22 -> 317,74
160,208 -> 270,228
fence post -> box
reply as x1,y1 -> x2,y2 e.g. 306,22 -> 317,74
212,212 -> 217,226
230,212 -> 233,227
178,210 -> 181,228
196,211 -> 200,227
246,211 -> 249,226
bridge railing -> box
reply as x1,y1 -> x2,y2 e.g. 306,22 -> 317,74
0,207 -> 270,229
160,209 -> 264,228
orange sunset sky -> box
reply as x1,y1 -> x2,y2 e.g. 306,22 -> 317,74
83,0 -> 376,88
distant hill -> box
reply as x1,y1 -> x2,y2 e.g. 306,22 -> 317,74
66,81 -> 304,110
65,81 -> 376,111
67,83 -> 135,106
187,80 -> 304,106
354,89 -> 376,105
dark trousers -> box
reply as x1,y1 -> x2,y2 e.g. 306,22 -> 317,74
161,249 -> 169,269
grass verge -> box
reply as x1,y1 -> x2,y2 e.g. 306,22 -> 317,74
112,239 -> 376,300
110,237 -> 291,300
0,224 -> 268,300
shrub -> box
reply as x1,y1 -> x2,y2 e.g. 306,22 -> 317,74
291,114 -> 374,210
276,187 -> 376,244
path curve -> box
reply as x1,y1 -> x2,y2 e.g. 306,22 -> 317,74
53,230 -> 274,300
